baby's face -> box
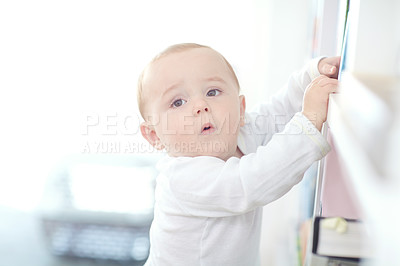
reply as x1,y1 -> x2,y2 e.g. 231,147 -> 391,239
141,48 -> 245,160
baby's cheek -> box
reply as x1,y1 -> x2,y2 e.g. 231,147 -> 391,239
228,116 -> 242,135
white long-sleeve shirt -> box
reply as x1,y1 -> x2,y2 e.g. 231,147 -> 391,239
144,58 -> 329,266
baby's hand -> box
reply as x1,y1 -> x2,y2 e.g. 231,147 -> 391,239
318,56 -> 341,79
302,76 -> 338,131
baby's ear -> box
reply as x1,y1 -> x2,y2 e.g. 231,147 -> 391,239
239,95 -> 246,127
140,122 -> 164,150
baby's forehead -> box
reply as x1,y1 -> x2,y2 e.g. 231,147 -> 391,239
143,48 -> 230,86
151,48 -> 224,71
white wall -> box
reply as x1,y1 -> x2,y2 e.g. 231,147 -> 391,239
0,0 -> 258,211
246,0 -> 313,109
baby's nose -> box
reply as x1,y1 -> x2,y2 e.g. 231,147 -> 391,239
196,107 -> 208,114
193,100 -> 210,116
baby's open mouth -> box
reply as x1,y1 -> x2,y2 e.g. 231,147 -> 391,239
201,123 -> 216,135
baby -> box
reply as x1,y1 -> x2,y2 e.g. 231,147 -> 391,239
137,43 -> 339,266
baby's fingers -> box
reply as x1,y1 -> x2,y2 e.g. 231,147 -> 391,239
319,56 -> 341,78
318,77 -> 338,87
321,64 -> 338,78
309,75 -> 328,86
324,82 -> 338,94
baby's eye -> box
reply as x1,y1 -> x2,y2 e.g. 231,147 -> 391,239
206,88 -> 221,97
171,98 -> 186,108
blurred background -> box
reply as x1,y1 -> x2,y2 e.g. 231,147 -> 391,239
0,0 -> 318,265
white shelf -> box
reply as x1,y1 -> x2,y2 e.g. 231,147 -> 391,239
327,72 -> 400,212
307,0 -> 400,264
326,72 -> 400,266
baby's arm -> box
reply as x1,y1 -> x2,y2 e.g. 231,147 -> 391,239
248,58 -> 321,124
157,114 -> 330,217
243,56 -> 339,147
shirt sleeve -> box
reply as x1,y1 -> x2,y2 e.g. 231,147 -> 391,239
158,112 -> 330,218
244,57 -> 323,148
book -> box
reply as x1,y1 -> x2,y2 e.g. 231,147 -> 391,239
305,216 -> 375,266
314,217 -> 374,259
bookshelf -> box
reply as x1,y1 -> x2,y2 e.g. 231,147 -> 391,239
305,0 -> 400,265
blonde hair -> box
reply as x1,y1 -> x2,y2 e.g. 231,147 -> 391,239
137,43 -> 240,120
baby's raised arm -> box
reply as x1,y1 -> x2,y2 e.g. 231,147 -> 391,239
240,56 -> 339,150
